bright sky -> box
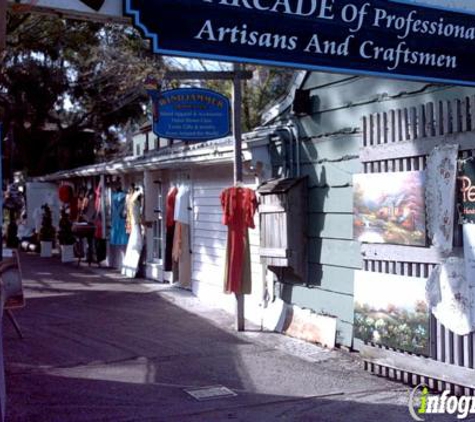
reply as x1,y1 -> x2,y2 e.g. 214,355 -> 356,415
164,57 -> 231,71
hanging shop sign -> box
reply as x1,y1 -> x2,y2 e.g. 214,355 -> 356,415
8,0 -> 125,22
125,0 -> 475,87
148,88 -> 231,141
459,157 -> 475,223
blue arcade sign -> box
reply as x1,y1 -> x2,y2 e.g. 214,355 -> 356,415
148,88 -> 231,141
125,0 -> 475,87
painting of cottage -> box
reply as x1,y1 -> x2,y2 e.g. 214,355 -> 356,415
354,271 -> 430,356
353,171 -> 426,246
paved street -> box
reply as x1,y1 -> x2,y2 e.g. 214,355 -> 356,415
1,253 -> 462,421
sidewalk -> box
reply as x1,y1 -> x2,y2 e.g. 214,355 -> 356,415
1,253 -> 453,421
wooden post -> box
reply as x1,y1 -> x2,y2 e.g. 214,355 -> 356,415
100,174 -> 107,239
0,0 -> 6,51
232,63 -> 245,332
162,67 -> 252,332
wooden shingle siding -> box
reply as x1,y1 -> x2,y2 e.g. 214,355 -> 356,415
288,284 -> 354,321
315,265 -> 355,296
300,159 -> 361,188
190,164 -> 263,308
279,72 -> 475,348
308,187 -> 353,213
309,214 -> 353,240
300,135 -> 361,162
309,239 -> 361,269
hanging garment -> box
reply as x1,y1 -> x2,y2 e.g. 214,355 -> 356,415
58,184 -> 73,204
84,191 -> 96,222
172,222 -> 182,264
172,222 -> 192,288
220,186 -> 258,295
125,189 -> 135,234
78,190 -> 96,223
174,185 -> 190,224
69,197 -> 79,222
122,191 -> 143,278
165,186 -> 178,271
94,184 -> 103,239
94,184 -> 102,213
425,144 -> 458,254
166,187 -> 178,228
426,255 -> 475,335
111,191 -> 129,246
77,195 -> 86,221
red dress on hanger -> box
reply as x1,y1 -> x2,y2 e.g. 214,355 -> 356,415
165,186 -> 179,272
220,186 -> 258,295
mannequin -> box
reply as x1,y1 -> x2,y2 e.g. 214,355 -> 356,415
121,186 -> 144,278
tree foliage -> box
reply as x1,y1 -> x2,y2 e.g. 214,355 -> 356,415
0,12 -> 294,178
0,11 -> 166,176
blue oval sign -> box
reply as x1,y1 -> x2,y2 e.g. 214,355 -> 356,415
149,88 -> 231,141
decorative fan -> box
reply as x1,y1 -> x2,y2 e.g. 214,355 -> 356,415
80,0 -> 105,11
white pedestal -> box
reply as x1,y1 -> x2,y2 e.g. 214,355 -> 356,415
40,241 -> 53,258
60,244 -> 75,263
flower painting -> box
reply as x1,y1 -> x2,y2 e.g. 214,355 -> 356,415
353,171 -> 426,246
354,271 -> 430,356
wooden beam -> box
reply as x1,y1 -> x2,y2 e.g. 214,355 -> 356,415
361,244 -> 462,264
361,344 -> 475,389
164,70 -> 253,81
233,62 -> 245,332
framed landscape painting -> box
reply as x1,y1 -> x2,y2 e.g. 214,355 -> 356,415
354,271 -> 430,356
353,171 -> 426,246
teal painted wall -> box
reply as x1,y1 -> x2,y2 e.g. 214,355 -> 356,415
276,72 -> 475,347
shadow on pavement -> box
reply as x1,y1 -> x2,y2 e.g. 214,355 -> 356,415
1,254 -> 455,421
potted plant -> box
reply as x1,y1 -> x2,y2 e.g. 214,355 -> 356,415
57,207 -> 76,263
39,204 -> 56,258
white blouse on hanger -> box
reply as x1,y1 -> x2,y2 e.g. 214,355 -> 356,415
174,185 -> 190,225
